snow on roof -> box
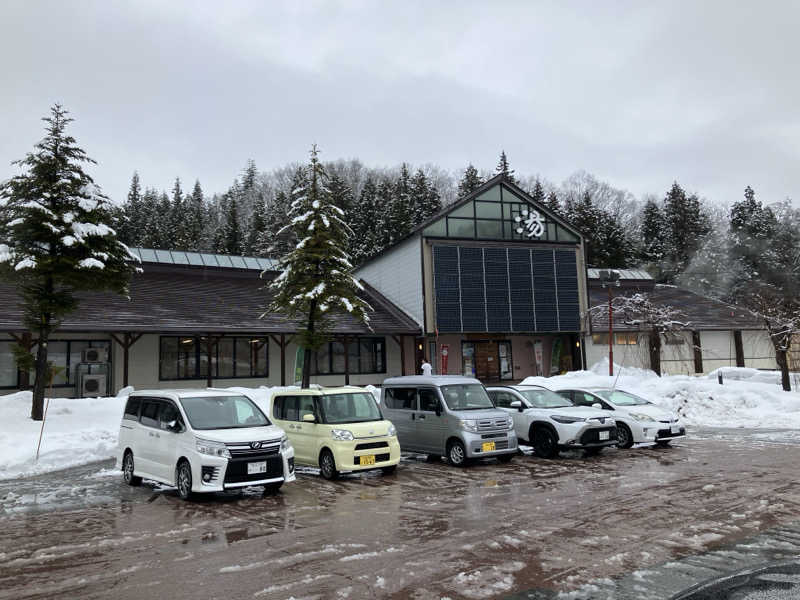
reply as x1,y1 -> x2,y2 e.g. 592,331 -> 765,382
587,268 -> 653,281
129,247 -> 278,271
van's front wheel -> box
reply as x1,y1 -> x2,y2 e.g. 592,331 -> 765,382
176,460 -> 193,500
319,449 -> 339,480
447,440 -> 467,467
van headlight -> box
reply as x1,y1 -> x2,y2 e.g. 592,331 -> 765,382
459,419 -> 478,433
280,435 -> 292,451
387,423 -> 397,437
196,438 -> 231,458
331,429 -> 354,441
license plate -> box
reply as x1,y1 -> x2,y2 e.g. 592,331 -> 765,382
671,425 -> 680,434
599,430 -> 610,441
247,461 -> 267,475
482,441 -> 496,452
359,455 -> 376,466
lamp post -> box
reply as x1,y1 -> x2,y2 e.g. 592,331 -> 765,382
598,269 -> 621,376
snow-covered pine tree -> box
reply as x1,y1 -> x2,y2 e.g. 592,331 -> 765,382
170,177 -> 189,250
662,182 -> 711,283
638,198 -> 667,278
118,172 -> 142,246
495,150 -> 517,184
410,168 -> 442,224
376,178 -> 395,250
0,105 -> 139,419
349,175 -> 380,263
185,180 -> 206,250
530,179 -> 546,206
457,164 -> 483,198
246,192 -> 268,256
727,185 -> 777,302
266,145 -> 371,388
545,190 -> 561,215
387,163 -> 414,243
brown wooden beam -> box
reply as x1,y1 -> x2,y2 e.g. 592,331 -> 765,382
270,334 -> 290,386
343,336 -> 351,386
392,335 -> 407,376
109,332 -> 144,388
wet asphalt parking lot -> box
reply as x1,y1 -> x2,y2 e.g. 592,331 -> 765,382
2,428 -> 800,600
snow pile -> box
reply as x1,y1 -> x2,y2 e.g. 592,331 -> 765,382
707,366 -> 800,386
522,359 -> 800,428
0,391 -> 125,481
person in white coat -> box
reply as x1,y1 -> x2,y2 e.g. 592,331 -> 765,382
421,357 -> 432,376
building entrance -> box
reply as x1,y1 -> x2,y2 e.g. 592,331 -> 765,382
461,340 -> 513,382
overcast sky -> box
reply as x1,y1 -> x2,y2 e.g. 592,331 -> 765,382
2,1 -> 798,207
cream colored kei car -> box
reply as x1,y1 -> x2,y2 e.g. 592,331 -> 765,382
269,387 -> 401,480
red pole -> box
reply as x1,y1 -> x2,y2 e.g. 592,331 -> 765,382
608,286 -> 614,376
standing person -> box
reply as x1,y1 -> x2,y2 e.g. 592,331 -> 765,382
421,357 -> 432,376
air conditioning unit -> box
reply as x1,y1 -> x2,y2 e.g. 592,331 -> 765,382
80,374 -> 107,398
82,347 -> 109,363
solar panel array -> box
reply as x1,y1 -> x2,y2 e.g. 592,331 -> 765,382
129,248 -> 278,271
433,245 -> 581,333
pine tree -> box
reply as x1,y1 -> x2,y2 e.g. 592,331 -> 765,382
639,199 -> 667,277
376,178 -> 395,249
267,145 -> 371,388
545,191 -> 561,215
410,168 -> 436,224
530,179 -> 546,206
349,176 -> 380,262
495,150 -> 517,184
662,182 -> 711,283
170,177 -> 188,250
387,163 -> 414,242
247,192 -> 267,256
457,164 -> 483,198
727,185 -> 777,301
0,105 -> 138,419
185,180 -> 206,250
223,189 -> 242,255
118,172 -> 142,246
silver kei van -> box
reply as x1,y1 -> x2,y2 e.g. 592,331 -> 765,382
380,375 -> 517,466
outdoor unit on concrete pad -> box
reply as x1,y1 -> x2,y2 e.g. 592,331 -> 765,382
80,374 -> 107,398
82,347 -> 109,363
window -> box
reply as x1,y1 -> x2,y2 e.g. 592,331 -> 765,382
615,333 -> 638,345
664,332 -> 686,345
318,393 -> 381,424
491,391 -> 515,408
140,400 -> 161,428
592,334 -> 609,345
160,401 -> 181,430
418,388 -> 440,412
273,395 -> 300,421
159,336 -> 269,380
124,397 -> 141,421
0,341 -> 16,388
311,338 -> 386,375
384,388 -> 416,410
179,395 -> 270,430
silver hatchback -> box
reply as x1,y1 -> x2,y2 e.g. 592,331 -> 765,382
380,375 -> 517,466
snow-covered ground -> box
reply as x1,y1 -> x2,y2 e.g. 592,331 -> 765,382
522,359 -> 800,429
1,365 -> 799,480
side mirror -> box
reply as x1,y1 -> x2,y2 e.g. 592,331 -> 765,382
591,403 -> 603,410
302,413 -> 316,423
510,400 -> 523,412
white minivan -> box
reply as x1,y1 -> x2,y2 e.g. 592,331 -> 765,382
117,390 -> 295,499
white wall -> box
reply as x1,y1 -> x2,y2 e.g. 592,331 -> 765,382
742,329 -> 776,368
356,235 -> 423,325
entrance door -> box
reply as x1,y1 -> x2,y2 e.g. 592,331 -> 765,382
475,341 -> 499,381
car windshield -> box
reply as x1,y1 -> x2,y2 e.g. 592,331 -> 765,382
319,392 -> 382,424
518,388 -> 573,408
441,384 -> 495,411
594,389 -> 650,406
179,395 -> 270,430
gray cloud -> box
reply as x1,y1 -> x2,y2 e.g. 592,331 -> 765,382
1,0 -> 797,207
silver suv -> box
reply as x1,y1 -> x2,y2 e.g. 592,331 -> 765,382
486,385 -> 618,458
380,375 -> 517,466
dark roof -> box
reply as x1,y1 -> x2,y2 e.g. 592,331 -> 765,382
0,264 -> 420,335
589,285 -> 764,332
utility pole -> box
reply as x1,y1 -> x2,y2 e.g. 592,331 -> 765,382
599,270 -> 621,376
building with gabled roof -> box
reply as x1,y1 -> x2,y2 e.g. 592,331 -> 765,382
356,173 -> 589,381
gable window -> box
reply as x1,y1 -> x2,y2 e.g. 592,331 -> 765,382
422,183 -> 580,244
